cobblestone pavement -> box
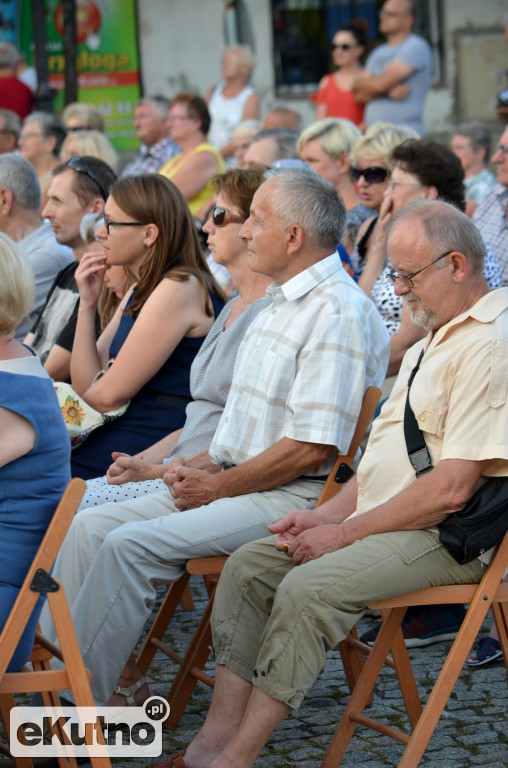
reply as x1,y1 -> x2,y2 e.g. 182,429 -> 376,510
111,575 -> 507,768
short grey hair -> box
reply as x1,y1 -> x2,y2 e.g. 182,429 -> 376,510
265,168 -> 346,252
454,121 -> 492,159
138,96 -> 170,118
252,128 -> 300,161
0,42 -> 19,70
0,153 -> 41,211
388,199 -> 486,275
23,111 -> 67,157
0,109 -> 21,140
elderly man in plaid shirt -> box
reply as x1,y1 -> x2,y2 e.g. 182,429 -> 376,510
121,96 -> 179,177
49,168 -> 389,707
473,125 -> 508,285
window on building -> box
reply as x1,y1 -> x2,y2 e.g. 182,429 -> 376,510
271,0 -> 444,97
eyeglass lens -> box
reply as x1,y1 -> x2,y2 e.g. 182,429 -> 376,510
352,166 -> 388,184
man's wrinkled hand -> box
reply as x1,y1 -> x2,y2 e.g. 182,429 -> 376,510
269,509 -> 320,551
163,464 -> 221,510
284,525 -> 344,565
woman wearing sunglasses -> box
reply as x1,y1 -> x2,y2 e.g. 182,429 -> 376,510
350,121 -> 418,280
76,168 -> 271,513
314,20 -> 368,127
68,173 -> 226,480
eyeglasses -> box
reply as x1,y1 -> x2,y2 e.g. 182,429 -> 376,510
66,155 -> 108,201
387,251 -> 453,288
66,125 -> 89,132
388,178 -> 422,189
351,166 -> 389,184
331,43 -> 354,51
379,9 -> 408,17
495,142 -> 508,155
103,213 -> 145,236
19,131 -> 42,141
212,206 -> 245,227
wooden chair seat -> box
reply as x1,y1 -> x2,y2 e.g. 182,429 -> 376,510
136,386 -> 381,729
0,478 -> 111,768
323,532 -> 508,767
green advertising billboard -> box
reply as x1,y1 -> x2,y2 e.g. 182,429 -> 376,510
18,0 -> 142,151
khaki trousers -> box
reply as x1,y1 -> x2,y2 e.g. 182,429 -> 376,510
212,530 -> 484,709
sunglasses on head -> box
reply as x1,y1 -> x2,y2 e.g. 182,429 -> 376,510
66,155 -> 108,201
212,206 -> 245,227
331,43 -> 354,51
351,166 -> 389,184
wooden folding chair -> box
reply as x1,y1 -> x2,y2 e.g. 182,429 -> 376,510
136,385 -> 381,729
0,477 -> 111,768
322,530 -> 508,768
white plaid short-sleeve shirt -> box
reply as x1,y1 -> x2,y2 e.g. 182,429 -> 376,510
209,253 -> 390,476
473,184 -> 508,285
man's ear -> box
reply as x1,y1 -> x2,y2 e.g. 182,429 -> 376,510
449,250 -> 469,284
286,223 -> 304,254
92,197 -> 106,214
0,186 -> 14,215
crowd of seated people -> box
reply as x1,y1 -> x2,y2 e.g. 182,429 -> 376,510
2,67 -> 507,768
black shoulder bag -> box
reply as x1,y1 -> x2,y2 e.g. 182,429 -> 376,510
404,350 -> 508,565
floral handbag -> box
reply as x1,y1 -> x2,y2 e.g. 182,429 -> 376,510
54,369 -> 129,449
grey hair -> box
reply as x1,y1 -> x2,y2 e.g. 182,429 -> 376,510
0,153 -> 41,211
388,199 -> 486,275
454,121 -> 492,159
0,42 -> 19,70
138,96 -> 170,118
23,111 -> 67,156
264,168 -> 346,252
252,128 -> 300,160
0,109 -> 21,139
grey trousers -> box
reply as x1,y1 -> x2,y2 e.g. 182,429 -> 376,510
212,530 -> 484,709
42,479 -> 323,705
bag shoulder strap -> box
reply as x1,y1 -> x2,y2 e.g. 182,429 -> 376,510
403,348 -> 434,478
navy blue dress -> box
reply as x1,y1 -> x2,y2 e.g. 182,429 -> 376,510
0,355 -> 71,671
71,292 -> 224,480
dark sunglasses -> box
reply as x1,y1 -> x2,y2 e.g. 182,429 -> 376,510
66,155 -> 108,201
351,166 -> 389,184
212,206 -> 245,227
331,43 -> 354,51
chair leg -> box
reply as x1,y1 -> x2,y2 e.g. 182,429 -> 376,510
491,601 -> 508,673
165,582 -> 218,730
397,595 -> 496,767
322,607 -> 409,768
136,573 -> 191,676
46,590 -> 110,768
338,626 -> 365,696
180,582 -> 194,612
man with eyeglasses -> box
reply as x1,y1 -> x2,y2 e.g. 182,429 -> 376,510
174,199 -> 508,768
24,156 -> 117,381
473,127 -> 508,285
352,0 -> 432,136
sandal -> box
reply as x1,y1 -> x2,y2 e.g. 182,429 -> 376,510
113,676 -> 147,705
467,636 -> 503,667
153,750 -> 188,768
